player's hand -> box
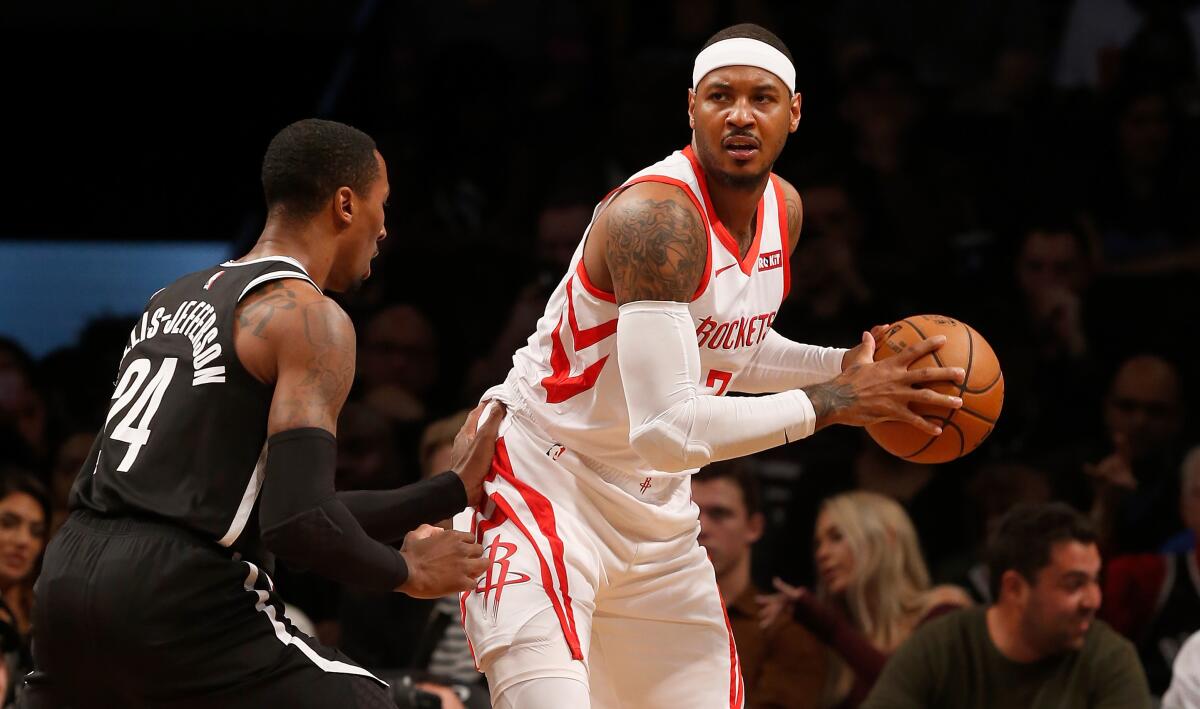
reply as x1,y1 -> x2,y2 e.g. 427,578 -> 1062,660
396,525 -> 487,598
451,400 -> 506,508
841,324 -> 892,372
808,335 -> 965,435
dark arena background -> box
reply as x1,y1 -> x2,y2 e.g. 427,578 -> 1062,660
3,1 -> 1200,707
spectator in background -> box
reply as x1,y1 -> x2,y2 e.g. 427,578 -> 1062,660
1101,445 -> 1200,695
0,470 -> 49,708
358,304 -> 439,423
948,461 -> 1054,602
979,222 -> 1103,454
1085,354 -> 1186,555
862,503 -> 1150,709
835,54 -> 978,292
1087,83 -> 1200,275
761,492 -> 971,708
693,460 -> 827,708
1164,628 -> 1200,708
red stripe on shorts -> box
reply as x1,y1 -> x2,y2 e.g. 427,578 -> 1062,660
716,585 -> 744,708
489,492 -> 584,660
491,438 -> 584,659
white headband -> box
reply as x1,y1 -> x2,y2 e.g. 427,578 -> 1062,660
692,37 -> 795,93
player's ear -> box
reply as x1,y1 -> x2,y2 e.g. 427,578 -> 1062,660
334,186 -> 354,225
789,92 -> 801,133
688,88 -> 697,129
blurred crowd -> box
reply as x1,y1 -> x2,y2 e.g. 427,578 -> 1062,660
4,0 -> 1200,707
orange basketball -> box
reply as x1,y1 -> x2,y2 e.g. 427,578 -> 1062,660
865,315 -> 1004,463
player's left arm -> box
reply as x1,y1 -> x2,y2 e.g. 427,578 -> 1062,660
730,177 -> 850,394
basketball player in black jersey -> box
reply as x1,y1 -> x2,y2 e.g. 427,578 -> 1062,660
26,119 -> 498,708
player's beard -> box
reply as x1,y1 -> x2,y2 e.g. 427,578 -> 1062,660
695,138 -> 773,192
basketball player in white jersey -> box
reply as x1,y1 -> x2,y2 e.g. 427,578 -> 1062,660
462,24 -> 966,708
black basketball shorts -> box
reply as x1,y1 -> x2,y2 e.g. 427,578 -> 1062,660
23,510 -> 394,709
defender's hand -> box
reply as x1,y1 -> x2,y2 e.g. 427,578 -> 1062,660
397,525 -> 487,598
451,401 -> 506,508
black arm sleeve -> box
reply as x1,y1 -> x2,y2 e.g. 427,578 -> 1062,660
335,470 -> 467,545
259,428 -> 407,592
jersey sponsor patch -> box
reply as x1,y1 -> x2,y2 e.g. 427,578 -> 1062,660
757,250 -> 782,272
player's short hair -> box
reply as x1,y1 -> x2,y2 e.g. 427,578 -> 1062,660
261,118 -> 379,218
693,459 -> 762,517
986,503 -> 1097,601
701,23 -> 794,67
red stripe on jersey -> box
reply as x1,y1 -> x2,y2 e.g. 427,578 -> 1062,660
683,145 -> 764,278
770,175 -> 791,299
565,279 -> 617,349
575,259 -> 618,304
541,281 -> 615,403
491,439 -> 583,659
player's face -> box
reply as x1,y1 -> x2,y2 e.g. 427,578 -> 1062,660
331,151 -> 390,292
814,510 -> 855,595
689,66 -> 800,191
1019,541 -> 1101,655
0,491 -> 45,586
693,478 -> 761,577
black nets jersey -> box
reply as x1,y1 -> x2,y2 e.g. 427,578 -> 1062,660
70,255 -> 321,557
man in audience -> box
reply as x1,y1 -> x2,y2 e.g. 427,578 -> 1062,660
1101,445 -> 1200,695
1086,354 -> 1187,555
693,461 -> 827,708
862,502 -> 1150,708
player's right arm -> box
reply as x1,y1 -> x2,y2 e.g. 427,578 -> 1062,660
236,280 -> 487,597
597,187 -> 964,474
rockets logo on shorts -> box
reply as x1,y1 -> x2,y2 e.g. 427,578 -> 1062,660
475,536 -> 531,620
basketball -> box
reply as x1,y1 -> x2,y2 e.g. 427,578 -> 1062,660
865,315 -> 1004,463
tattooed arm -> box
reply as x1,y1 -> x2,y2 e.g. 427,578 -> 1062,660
240,281 -> 487,596
602,186 -> 964,473
603,183 -> 708,304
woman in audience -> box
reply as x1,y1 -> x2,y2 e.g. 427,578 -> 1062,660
0,469 -> 49,707
760,491 -> 971,708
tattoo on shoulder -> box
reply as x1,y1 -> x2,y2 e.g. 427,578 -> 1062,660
606,197 -> 706,304
237,281 -> 297,338
275,300 -> 355,429
803,380 -> 856,421
785,195 -> 802,247
299,301 -> 354,404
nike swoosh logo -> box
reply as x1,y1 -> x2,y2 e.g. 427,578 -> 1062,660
715,264 -> 737,277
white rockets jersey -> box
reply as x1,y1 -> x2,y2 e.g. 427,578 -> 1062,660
491,145 -> 791,478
